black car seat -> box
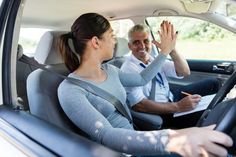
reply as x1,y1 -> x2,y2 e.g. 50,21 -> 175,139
16,44 -> 37,110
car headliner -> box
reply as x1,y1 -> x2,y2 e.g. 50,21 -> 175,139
21,0 -> 236,32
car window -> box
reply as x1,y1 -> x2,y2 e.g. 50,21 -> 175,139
19,28 -> 50,57
110,19 -> 134,40
227,3 -> 236,20
146,16 -> 236,61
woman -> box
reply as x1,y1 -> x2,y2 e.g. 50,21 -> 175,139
57,13 -> 232,157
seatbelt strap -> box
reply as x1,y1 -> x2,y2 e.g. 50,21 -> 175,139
139,63 -> 156,100
19,55 -> 133,123
149,78 -> 156,100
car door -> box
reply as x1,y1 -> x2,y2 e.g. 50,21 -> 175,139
0,0 -> 123,156
146,16 -> 236,91
0,0 -> 53,156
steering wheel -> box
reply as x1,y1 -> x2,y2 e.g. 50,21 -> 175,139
196,70 -> 236,154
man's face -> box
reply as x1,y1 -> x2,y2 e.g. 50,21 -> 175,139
128,31 -> 152,63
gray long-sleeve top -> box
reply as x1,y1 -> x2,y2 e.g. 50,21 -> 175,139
58,54 -> 171,155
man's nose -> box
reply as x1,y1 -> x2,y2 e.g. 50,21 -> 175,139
138,41 -> 145,48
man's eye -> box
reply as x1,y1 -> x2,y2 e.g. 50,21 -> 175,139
133,41 -> 139,45
144,39 -> 150,44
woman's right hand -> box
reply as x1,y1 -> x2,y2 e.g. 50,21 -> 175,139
152,20 -> 177,56
166,125 -> 233,157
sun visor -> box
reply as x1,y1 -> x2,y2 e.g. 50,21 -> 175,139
180,0 -> 214,14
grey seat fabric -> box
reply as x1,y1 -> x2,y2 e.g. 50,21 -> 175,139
107,37 -> 130,68
132,110 -> 163,130
16,44 -> 36,110
27,31 -> 82,133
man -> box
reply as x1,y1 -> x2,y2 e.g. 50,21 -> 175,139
121,22 -> 220,128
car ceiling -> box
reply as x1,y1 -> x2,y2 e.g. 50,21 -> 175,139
21,0 -> 192,28
21,0 -> 236,31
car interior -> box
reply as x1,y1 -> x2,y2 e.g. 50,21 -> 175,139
0,0 -> 236,156
21,30 -> 163,133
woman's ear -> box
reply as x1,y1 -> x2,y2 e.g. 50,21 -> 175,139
91,36 -> 100,49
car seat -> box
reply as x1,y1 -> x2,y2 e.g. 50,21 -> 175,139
16,44 -> 37,110
26,31 -> 84,134
107,37 -> 130,68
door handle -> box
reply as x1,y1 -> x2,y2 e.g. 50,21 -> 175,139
213,62 -> 235,73
213,65 -> 225,71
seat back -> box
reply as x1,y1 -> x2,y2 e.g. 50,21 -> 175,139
108,37 -> 159,68
16,44 -> 37,110
107,37 -> 130,68
27,31 -> 82,133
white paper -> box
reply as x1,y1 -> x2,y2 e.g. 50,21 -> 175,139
173,94 -> 215,117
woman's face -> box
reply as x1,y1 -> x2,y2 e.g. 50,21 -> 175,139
99,27 -> 116,60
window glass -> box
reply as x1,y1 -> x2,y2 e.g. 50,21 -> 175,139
146,16 -> 236,61
19,28 -> 50,57
110,19 -> 134,40
227,3 -> 236,20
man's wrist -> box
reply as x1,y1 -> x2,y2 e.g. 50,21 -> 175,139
170,49 -> 177,58
171,102 -> 179,112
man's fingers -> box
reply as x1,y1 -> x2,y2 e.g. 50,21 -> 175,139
171,24 -> 174,38
167,22 -> 172,37
191,94 -> 201,98
160,21 -> 165,34
162,21 -> 167,35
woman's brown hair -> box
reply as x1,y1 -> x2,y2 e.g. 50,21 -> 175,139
58,13 -> 110,72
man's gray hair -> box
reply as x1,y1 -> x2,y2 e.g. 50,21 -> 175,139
128,24 -> 150,42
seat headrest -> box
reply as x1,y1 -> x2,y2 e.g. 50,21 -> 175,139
113,37 -> 130,57
151,43 -> 159,57
34,31 -> 68,65
17,44 -> 23,60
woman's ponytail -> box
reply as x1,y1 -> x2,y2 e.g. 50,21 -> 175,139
58,33 -> 80,72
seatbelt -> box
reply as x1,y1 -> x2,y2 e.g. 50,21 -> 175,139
19,55 -> 133,123
149,79 -> 156,100
139,63 -> 156,100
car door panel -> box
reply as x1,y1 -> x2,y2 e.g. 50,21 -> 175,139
169,60 -> 234,91
0,106 -> 122,157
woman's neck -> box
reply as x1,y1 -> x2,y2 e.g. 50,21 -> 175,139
74,58 -> 107,83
